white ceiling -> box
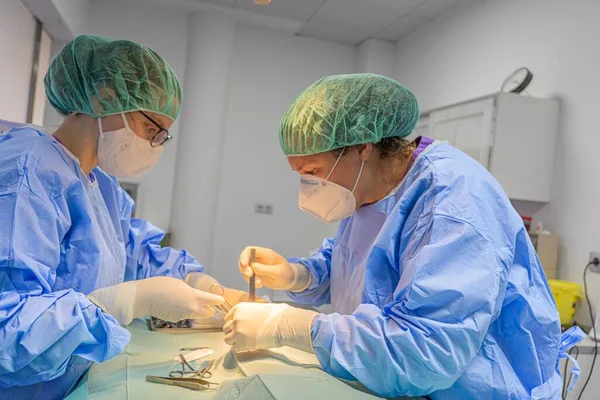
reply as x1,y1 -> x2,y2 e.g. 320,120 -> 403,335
185,0 -> 475,45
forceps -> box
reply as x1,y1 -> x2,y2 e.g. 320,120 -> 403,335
146,375 -> 217,391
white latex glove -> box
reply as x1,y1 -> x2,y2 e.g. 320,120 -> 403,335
239,246 -> 311,292
185,272 -> 220,293
88,276 -> 225,325
223,303 -> 317,353
186,272 -> 267,307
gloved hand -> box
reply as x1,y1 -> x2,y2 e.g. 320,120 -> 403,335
223,303 -> 317,353
88,276 -> 225,325
238,247 -> 311,292
185,272 -> 267,306
185,271 -> 220,293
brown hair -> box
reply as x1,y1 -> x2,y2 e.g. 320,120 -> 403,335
331,137 -> 414,159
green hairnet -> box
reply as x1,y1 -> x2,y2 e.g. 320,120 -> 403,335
45,35 -> 182,120
279,73 -> 419,156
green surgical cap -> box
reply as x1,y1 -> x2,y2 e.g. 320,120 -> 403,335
279,73 -> 420,156
45,35 -> 182,120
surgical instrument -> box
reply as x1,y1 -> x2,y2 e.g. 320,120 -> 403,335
170,358 -> 215,379
146,375 -> 217,391
208,283 -> 233,312
249,248 -> 256,302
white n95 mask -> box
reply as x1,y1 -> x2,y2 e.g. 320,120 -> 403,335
298,148 -> 364,223
97,113 -> 162,178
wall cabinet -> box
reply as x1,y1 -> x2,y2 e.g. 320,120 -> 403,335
412,93 -> 559,202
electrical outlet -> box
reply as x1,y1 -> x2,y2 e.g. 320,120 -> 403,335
254,203 -> 274,215
589,252 -> 600,273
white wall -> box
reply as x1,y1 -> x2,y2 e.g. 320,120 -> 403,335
30,30 -> 52,127
43,40 -> 69,132
394,1 -> 600,397
85,0 -> 190,231
0,0 -> 36,123
169,12 -> 237,270
21,0 -> 88,40
357,39 -> 395,77
51,0 -> 89,38
209,24 -> 356,294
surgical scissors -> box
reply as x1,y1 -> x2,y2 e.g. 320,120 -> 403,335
196,359 -> 215,379
169,358 -> 215,379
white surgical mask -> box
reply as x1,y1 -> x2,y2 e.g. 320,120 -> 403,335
97,113 -> 162,178
298,148 -> 365,223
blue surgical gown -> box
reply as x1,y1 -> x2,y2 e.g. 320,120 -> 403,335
288,141 -> 583,399
0,121 -> 204,399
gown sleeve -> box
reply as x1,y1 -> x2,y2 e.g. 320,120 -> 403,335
286,238 -> 335,307
310,215 -> 508,398
0,182 -> 130,387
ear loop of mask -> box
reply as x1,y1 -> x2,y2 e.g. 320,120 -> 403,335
322,149 -> 366,220
120,113 -> 131,132
350,161 -> 365,195
97,117 -> 104,140
324,147 -> 346,182
327,147 -> 366,195
97,113 -> 130,139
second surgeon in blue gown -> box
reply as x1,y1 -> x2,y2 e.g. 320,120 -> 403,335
225,74 -> 585,399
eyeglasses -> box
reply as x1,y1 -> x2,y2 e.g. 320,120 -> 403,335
139,111 -> 172,147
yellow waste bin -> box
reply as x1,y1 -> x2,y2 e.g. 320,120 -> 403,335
548,279 -> 582,326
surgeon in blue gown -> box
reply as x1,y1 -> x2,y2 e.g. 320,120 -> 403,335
0,35 -> 240,399
224,74 -> 584,399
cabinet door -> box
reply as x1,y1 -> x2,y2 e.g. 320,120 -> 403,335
429,98 -> 495,168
